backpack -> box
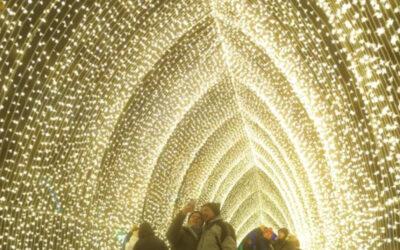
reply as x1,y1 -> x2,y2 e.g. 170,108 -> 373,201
213,220 -> 236,249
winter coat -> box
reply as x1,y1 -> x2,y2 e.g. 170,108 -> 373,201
273,239 -> 295,250
239,241 -> 254,250
134,222 -> 167,250
197,216 -> 236,250
246,227 -> 274,250
133,235 -> 167,250
167,212 -> 201,250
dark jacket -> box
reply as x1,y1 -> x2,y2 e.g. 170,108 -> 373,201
246,228 -> 274,250
134,223 -> 168,250
167,212 -> 201,250
273,239 -> 295,250
239,240 -> 255,250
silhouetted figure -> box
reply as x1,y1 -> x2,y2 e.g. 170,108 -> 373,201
262,227 -> 275,250
241,226 -> 275,250
286,234 -> 300,250
167,201 -> 204,250
273,228 -> 295,250
238,237 -> 254,250
134,222 -> 168,250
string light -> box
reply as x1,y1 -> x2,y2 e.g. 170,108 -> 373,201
0,0 -> 399,249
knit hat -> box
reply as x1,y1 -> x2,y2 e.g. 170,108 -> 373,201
202,202 -> 221,216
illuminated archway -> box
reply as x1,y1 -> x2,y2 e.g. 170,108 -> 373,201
0,0 -> 399,249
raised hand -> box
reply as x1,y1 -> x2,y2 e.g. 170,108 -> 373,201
181,200 -> 196,214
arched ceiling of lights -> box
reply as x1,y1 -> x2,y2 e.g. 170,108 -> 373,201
0,0 -> 399,249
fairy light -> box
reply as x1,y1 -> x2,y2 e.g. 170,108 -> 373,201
0,0 -> 399,249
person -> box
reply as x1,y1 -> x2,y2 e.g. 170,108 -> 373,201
167,201 -> 204,250
262,227 -> 275,250
133,222 -> 168,250
238,237 -> 256,250
242,226 -> 267,250
286,234 -> 300,250
273,228 -> 295,250
197,202 -> 236,250
122,225 -> 139,250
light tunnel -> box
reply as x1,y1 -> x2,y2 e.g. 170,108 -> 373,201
0,0 -> 399,249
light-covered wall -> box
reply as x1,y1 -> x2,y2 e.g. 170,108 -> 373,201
0,0 -> 399,249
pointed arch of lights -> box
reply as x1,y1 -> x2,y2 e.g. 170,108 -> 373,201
0,0 -> 399,249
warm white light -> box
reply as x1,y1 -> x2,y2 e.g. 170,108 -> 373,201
0,0 -> 399,249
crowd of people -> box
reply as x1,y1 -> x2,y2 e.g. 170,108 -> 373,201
238,226 -> 300,250
122,201 -> 300,250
